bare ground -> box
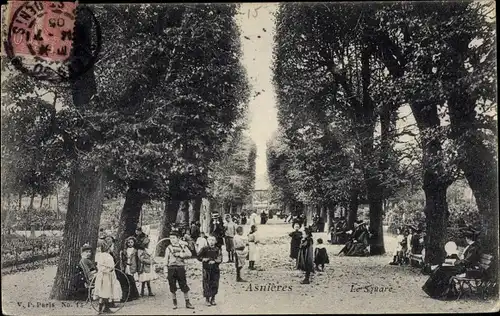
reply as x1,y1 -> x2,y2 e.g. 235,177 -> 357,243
2,219 -> 498,315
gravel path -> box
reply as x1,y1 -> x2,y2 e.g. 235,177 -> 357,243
2,219 -> 498,315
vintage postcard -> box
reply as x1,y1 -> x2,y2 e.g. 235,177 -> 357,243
1,1 -> 498,315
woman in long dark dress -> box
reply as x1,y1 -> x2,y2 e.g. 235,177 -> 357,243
422,227 -> 481,300
289,223 -> 302,261
296,226 -> 314,284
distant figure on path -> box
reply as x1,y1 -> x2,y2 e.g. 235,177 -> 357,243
223,215 -> 237,263
289,223 -> 303,262
297,226 -> 314,284
249,211 -> 258,227
260,211 -> 268,225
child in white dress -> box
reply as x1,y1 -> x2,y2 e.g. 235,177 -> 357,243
94,240 -> 122,313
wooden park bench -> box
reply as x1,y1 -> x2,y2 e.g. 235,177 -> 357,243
409,250 -> 425,268
451,253 -> 496,300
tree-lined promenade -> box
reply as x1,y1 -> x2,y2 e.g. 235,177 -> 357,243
2,4 -> 256,300
1,1 -> 498,312
268,1 -> 497,267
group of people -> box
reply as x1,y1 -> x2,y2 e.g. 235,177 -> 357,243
389,224 -> 425,266
289,224 -> 330,284
338,220 -> 370,256
422,226 -> 483,300
73,227 -> 156,313
165,216 -> 264,309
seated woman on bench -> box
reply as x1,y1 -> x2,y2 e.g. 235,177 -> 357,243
339,220 -> 370,256
422,226 -> 481,300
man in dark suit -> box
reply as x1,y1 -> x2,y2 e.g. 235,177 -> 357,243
422,226 -> 482,299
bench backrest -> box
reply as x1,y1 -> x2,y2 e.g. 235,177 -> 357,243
479,254 -> 493,271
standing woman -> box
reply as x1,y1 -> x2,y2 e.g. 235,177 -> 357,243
289,223 -> 303,263
248,225 -> 261,270
296,226 -> 314,284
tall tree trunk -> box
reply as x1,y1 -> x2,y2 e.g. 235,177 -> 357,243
157,199 -> 181,256
115,185 -> 146,257
191,197 -> 202,224
50,6 -> 103,300
50,167 -> 105,299
360,43 -> 385,255
346,189 -> 359,230
445,44 -> 499,262
39,196 -> 44,209
410,99 -> 451,265
18,193 -> 22,209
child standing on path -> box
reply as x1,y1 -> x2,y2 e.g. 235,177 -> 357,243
164,229 -> 195,310
94,240 -> 122,313
197,236 -> 223,306
297,226 -> 314,284
138,241 -> 157,296
233,225 -> 249,282
248,225 -> 261,270
314,238 -> 329,271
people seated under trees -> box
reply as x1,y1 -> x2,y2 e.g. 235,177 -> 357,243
389,226 -> 410,265
338,220 -> 370,256
422,226 -> 482,300
330,217 -> 348,244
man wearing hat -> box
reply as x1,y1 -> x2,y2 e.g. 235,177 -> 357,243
422,226 -> 482,299
164,228 -> 195,309
135,226 -> 150,251
72,243 -> 97,300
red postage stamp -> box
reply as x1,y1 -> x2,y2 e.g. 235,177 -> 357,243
5,1 -> 77,62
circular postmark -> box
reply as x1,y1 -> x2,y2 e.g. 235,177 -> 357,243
4,1 -> 102,83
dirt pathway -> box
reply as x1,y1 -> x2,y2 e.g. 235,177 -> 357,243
2,219 -> 498,314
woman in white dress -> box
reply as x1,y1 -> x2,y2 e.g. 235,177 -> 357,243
248,225 -> 261,270
94,240 -> 122,313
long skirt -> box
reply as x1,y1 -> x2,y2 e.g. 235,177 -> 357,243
422,265 -> 463,299
116,271 -> 140,301
248,242 -> 260,262
202,265 -> 220,298
297,246 -> 314,273
345,242 -> 368,256
93,272 -> 122,302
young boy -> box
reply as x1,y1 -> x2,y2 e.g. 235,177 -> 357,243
233,226 -> 249,282
164,229 -> 195,309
